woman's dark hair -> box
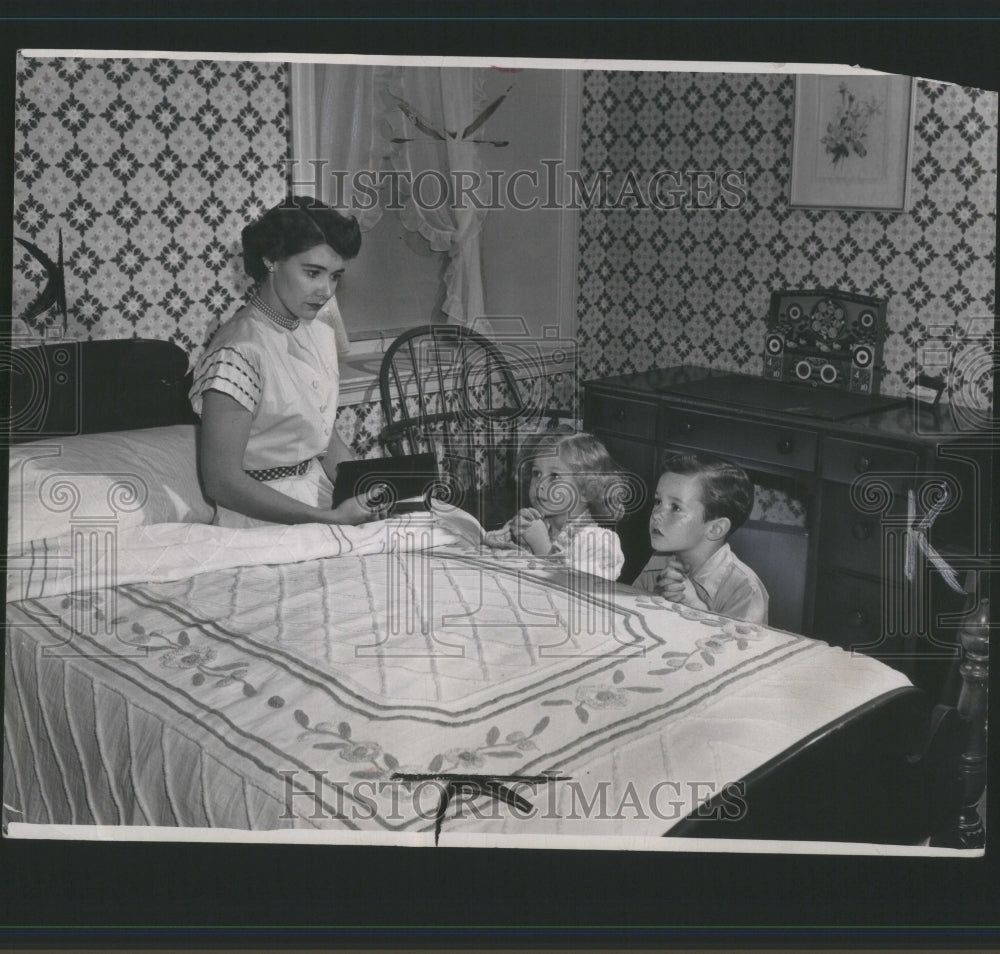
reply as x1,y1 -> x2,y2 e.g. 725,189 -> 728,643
241,196 -> 362,281
659,453 -> 755,537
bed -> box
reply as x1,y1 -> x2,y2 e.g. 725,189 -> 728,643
2,340 -> 984,849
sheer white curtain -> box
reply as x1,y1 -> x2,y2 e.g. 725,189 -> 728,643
290,63 -> 491,327
382,66 -> 489,327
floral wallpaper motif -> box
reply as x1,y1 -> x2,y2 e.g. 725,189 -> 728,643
11,55 -> 573,462
13,55 -> 288,357
14,60 -> 995,466
575,72 -> 997,409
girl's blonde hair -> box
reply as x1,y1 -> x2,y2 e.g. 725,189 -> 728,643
517,429 -> 628,521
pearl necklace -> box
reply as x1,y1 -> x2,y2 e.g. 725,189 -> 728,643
249,293 -> 299,331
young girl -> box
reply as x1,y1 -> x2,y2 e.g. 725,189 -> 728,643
485,431 -> 626,581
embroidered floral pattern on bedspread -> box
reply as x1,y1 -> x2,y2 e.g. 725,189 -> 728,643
631,597 -> 769,674
121,622 -> 259,695
9,544 -> 894,833
292,712 -> 553,780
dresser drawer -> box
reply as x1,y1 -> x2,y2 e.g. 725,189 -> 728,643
820,482 -> 909,578
586,392 -> 658,442
813,571 -> 909,665
658,410 -> 817,472
821,437 -> 918,489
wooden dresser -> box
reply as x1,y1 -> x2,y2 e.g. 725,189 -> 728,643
583,365 -> 994,697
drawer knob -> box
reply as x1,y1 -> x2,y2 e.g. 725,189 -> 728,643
855,455 -> 872,473
849,609 -> 868,627
613,408 -> 627,422
678,421 -> 693,436
777,438 -> 794,454
851,522 -> 872,541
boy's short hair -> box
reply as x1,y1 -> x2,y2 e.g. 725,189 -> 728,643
659,453 -> 754,537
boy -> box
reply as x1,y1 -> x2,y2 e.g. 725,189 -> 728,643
634,453 -> 768,625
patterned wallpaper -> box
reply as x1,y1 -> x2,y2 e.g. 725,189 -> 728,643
575,71 -> 997,410
12,55 -> 288,356
10,55 -> 569,465
13,60 -> 996,466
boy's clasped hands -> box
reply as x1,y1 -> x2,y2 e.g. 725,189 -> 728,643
652,555 -> 709,611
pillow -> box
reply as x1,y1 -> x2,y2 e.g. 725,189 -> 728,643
7,424 -> 215,546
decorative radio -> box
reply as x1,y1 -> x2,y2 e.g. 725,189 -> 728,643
762,289 -> 888,395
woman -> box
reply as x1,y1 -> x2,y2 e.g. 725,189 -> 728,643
190,196 -> 378,528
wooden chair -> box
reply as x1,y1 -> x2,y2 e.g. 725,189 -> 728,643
377,324 -> 569,529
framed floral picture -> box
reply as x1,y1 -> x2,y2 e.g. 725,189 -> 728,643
789,73 -> 916,211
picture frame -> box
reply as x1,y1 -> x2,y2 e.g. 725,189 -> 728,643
789,73 -> 916,211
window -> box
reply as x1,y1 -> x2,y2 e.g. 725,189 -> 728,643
288,62 -> 582,352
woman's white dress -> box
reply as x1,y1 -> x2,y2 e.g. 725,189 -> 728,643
189,306 -> 342,528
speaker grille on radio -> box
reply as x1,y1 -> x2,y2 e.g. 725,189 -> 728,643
762,289 -> 888,394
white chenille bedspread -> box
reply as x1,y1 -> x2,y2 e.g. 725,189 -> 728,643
3,516 -> 910,842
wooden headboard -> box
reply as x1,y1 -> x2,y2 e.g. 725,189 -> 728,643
4,338 -> 198,444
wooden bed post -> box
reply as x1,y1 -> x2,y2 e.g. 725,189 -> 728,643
932,595 -> 989,849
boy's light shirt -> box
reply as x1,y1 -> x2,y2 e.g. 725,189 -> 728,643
634,543 -> 769,626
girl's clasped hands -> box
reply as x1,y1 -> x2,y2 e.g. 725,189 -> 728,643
509,506 -> 556,555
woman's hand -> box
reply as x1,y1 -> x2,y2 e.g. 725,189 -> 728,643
510,507 -> 552,555
199,390 -> 355,525
328,494 -> 387,526
322,428 -> 356,484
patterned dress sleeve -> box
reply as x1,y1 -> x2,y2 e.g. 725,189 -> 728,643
567,525 -> 624,581
189,343 -> 263,416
